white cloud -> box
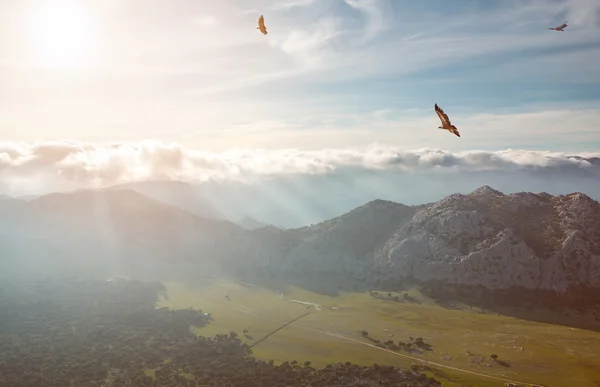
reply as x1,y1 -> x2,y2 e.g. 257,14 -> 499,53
343,0 -> 391,43
1,140 -> 599,197
273,0 -> 319,10
280,17 -> 342,58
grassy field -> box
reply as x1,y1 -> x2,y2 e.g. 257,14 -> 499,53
157,278 -> 600,387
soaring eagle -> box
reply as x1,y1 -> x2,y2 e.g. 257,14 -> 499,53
548,22 -> 567,31
435,103 -> 460,137
257,15 -> 268,35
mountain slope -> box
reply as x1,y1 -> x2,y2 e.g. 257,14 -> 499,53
237,216 -> 270,230
2,185 -> 600,296
107,181 -> 276,230
105,181 -> 226,220
1,189 -> 242,240
233,186 -> 600,294
365,186 -> 600,291
273,200 -> 416,274
0,189 -> 247,278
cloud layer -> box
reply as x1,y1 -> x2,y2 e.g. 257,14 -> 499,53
1,140 -> 599,197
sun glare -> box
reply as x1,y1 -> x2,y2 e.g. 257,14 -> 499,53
26,1 -> 97,70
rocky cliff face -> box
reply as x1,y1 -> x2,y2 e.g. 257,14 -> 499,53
243,186 -> 600,293
372,186 -> 600,292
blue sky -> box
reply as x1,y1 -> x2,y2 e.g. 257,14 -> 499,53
0,0 -> 599,152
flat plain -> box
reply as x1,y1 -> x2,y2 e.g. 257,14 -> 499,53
158,279 -> 600,387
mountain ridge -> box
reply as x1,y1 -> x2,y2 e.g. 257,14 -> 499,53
235,186 -> 600,295
0,189 -> 246,280
2,185 -> 600,300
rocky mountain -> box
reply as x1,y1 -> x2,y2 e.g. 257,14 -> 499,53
272,200 -> 416,274
236,186 -> 600,294
2,185 -> 600,297
368,186 -> 600,292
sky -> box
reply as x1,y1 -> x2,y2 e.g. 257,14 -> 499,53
0,0 -> 599,150
0,0 -> 600,202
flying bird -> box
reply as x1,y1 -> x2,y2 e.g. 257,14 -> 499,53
434,103 -> 460,137
548,22 -> 567,31
257,15 -> 268,35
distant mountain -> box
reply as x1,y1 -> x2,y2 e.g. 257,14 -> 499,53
0,189 -> 246,279
237,216 -> 270,230
3,185 -> 600,299
106,179 -> 374,229
0,188 -> 240,239
107,181 -> 279,230
96,161 -> 600,231
105,181 -> 226,220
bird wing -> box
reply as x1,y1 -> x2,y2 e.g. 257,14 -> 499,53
435,103 -> 451,126
551,23 -> 567,30
258,15 -> 268,34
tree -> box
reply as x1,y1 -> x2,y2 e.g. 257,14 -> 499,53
361,331 -> 369,337
490,354 -> 498,360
